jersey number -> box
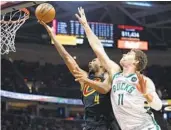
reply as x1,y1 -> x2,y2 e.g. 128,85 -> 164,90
94,94 -> 100,104
118,94 -> 124,105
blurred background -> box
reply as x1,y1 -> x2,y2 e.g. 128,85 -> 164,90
1,1 -> 171,130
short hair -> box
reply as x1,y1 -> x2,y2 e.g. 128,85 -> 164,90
132,49 -> 148,71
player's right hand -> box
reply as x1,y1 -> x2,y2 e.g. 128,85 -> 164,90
75,7 -> 88,26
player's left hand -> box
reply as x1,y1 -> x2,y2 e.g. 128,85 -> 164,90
73,69 -> 88,82
136,72 -> 147,95
75,7 -> 88,26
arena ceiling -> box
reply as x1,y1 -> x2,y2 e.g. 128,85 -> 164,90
2,1 -> 171,47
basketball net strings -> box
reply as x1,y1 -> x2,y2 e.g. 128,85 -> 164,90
1,10 -> 28,54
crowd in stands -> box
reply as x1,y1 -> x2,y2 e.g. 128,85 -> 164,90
1,102 -> 84,130
1,58 -> 171,129
2,58 -> 171,99
145,65 -> 171,99
1,108 -> 171,130
1,113 -> 83,130
1,58 -> 81,98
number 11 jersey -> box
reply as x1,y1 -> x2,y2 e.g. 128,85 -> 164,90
111,72 -> 160,130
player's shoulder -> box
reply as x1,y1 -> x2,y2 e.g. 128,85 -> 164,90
111,71 -> 122,80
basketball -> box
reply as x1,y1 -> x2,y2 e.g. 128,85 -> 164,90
35,3 -> 56,23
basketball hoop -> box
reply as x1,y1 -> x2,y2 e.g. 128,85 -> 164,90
0,8 -> 30,55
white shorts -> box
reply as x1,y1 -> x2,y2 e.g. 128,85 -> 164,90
141,124 -> 161,130
131,123 -> 161,130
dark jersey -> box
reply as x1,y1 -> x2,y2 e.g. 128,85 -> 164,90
82,73 -> 116,125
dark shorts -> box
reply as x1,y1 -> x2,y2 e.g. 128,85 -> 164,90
108,119 -> 121,130
82,118 -> 120,130
82,122 -> 108,130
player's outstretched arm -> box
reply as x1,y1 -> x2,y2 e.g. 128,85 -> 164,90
39,21 -> 87,78
73,69 -> 112,94
137,74 -> 162,111
75,7 -> 121,77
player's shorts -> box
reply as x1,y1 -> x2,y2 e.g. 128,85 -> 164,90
141,124 -> 161,130
132,123 -> 161,130
108,119 -> 121,130
82,123 -> 108,130
82,119 -> 121,130
82,116 -> 108,130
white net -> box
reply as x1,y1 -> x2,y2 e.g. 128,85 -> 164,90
0,8 -> 29,55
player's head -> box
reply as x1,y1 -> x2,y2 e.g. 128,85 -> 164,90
88,58 -> 105,73
120,49 -> 148,71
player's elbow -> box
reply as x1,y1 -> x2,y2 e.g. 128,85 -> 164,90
101,85 -> 111,94
155,101 -> 162,111
96,85 -> 110,94
100,89 -> 108,94
93,45 -> 104,53
151,100 -> 162,111
95,87 -> 108,94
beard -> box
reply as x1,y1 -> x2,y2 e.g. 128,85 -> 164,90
89,67 -> 96,74
88,65 -> 98,75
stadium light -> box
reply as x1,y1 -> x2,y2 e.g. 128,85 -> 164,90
125,2 -> 152,7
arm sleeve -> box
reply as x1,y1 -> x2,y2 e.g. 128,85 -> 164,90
146,77 -> 162,111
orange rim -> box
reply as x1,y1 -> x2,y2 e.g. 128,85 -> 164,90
20,8 -> 30,16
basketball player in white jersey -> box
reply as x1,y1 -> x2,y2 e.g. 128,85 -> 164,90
74,7 -> 162,130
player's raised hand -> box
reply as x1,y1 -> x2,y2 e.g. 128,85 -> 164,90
75,7 -> 88,26
38,20 -> 53,34
73,68 -> 88,82
136,72 -> 147,95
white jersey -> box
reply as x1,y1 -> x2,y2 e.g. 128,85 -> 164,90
110,72 -> 160,130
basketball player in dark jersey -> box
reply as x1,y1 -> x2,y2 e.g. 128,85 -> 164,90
39,21 -> 120,130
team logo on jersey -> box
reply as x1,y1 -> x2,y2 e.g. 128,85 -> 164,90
112,82 -> 136,94
131,77 -> 137,82
83,78 -> 101,97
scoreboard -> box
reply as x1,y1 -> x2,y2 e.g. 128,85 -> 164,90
52,19 -> 114,47
51,19 -> 148,50
117,25 -> 148,50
